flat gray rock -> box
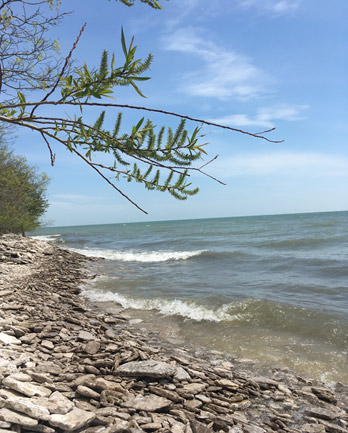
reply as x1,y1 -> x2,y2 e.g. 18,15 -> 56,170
0,407 -> 38,428
116,360 -> 175,378
2,377 -> 51,398
122,394 -> 172,412
305,407 -> 340,421
49,408 -> 96,431
0,333 -> 21,346
2,396 -> 50,421
78,330 -> 96,341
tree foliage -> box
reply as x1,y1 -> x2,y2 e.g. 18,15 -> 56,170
0,0 -> 281,214
0,138 -> 49,235
0,0 -> 66,101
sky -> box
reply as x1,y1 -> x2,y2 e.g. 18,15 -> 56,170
12,0 -> 348,226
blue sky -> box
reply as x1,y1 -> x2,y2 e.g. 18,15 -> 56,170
13,0 -> 348,226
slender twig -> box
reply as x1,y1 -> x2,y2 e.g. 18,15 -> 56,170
196,156 -> 226,185
69,147 -> 148,214
29,23 -> 87,117
40,131 -> 55,166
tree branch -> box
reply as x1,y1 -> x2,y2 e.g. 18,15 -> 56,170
3,100 -> 283,143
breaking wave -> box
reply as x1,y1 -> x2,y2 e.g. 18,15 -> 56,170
69,247 -> 207,262
83,289 -> 246,322
30,234 -> 62,243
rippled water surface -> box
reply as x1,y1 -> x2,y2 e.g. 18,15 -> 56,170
33,211 -> 348,383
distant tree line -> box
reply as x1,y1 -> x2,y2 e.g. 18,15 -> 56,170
0,133 -> 49,235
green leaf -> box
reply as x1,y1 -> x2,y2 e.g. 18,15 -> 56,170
121,27 -> 127,57
17,91 -> 26,104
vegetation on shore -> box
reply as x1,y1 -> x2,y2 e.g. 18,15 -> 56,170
0,135 -> 49,235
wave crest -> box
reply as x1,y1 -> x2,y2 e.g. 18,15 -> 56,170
83,289 -> 245,322
70,247 -> 207,262
30,234 -> 61,243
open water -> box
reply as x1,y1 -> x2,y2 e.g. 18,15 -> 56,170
33,211 -> 348,383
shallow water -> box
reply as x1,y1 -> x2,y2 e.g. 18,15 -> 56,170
33,211 -> 348,383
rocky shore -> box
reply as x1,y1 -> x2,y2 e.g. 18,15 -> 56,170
0,234 -> 347,433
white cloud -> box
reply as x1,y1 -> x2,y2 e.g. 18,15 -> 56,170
163,27 -> 270,100
51,193 -> 91,201
238,0 -> 301,15
210,104 -> 309,129
210,152 -> 348,178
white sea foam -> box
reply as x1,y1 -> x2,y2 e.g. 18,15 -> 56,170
83,288 -> 245,322
69,247 -> 206,262
30,234 -> 61,243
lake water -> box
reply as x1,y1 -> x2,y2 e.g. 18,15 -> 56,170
33,211 -> 348,383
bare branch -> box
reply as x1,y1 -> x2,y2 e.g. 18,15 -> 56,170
30,23 -> 87,117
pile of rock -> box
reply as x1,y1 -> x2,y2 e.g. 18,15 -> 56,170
0,234 -> 347,433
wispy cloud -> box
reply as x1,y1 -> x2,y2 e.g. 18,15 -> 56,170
210,152 -> 348,178
163,27 -> 271,100
209,104 -> 309,129
52,193 -> 92,201
238,0 -> 301,15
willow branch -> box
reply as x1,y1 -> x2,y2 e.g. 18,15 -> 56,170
0,115 -> 148,214
4,100 -> 284,143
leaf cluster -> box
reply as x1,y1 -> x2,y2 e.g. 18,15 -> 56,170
60,33 -> 152,101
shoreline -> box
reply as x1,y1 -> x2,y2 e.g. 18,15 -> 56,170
0,234 -> 347,433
